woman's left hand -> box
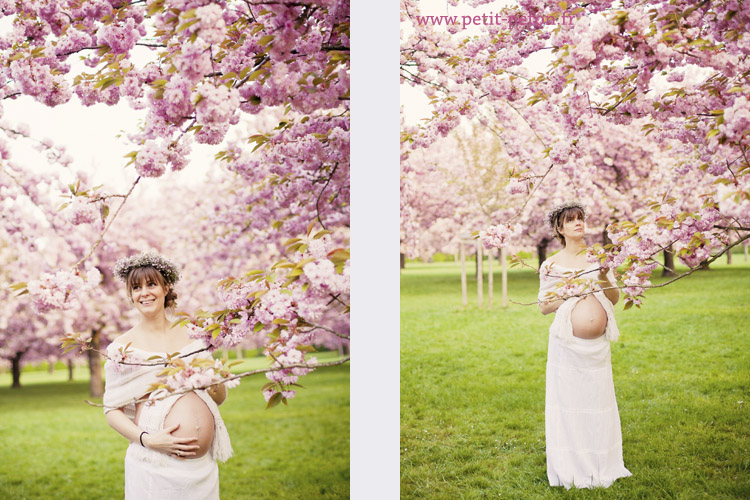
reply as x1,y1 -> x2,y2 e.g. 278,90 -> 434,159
207,382 -> 227,405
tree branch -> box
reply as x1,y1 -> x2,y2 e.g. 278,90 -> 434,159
83,356 -> 350,407
73,176 -> 141,270
303,323 -> 350,340
512,232 -> 750,307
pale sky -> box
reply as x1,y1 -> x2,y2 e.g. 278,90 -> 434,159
3,97 -> 214,196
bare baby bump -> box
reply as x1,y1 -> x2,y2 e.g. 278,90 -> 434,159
570,295 -> 608,339
164,392 -> 215,458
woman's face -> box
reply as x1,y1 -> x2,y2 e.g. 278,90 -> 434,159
558,211 -> 585,241
130,276 -> 167,314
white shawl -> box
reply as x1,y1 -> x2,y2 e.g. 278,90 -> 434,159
103,339 -> 233,463
538,260 -> 620,343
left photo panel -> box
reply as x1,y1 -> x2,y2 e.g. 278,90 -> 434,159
0,1 -> 350,498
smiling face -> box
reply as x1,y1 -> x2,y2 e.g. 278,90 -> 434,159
126,266 -> 169,313
554,206 -> 586,247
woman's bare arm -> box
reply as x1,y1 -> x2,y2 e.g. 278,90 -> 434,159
598,271 -> 620,305
105,409 -> 148,444
539,298 -> 564,315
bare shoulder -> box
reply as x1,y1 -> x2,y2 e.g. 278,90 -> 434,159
170,324 -> 197,349
111,327 -> 137,347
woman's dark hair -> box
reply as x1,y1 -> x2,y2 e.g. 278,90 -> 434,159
125,266 -> 178,310
552,206 -> 585,247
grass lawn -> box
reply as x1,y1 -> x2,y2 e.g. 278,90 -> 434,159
0,352 -> 349,499
401,258 -> 750,499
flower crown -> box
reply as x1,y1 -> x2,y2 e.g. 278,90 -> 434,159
545,201 -> 585,229
113,251 -> 181,285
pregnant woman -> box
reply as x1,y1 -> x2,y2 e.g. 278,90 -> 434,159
538,202 -> 631,489
103,252 -> 232,499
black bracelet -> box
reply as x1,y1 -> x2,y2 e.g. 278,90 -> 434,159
139,431 -> 148,447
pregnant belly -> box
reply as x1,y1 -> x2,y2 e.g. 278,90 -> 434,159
164,392 -> 215,459
570,295 -> 608,339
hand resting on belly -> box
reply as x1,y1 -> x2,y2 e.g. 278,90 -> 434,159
164,392 -> 215,458
136,391 -> 216,459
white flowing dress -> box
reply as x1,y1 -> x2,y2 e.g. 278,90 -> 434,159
539,260 -> 631,489
103,339 -> 233,500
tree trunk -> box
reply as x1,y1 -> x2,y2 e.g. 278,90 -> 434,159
662,244 -> 676,277
48,360 -> 54,374
537,239 -> 549,269
400,252 -> 405,269
475,250 -> 479,279
11,352 -> 23,389
88,328 -> 104,398
337,342 -> 350,356
68,359 -> 74,381
727,246 -> 732,264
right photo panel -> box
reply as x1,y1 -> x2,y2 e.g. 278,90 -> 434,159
400,0 -> 750,497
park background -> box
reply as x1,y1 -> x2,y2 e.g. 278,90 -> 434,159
400,251 -> 749,499
400,0 -> 750,498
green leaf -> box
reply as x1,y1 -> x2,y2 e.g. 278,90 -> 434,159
177,18 -> 200,32
258,34 -> 274,46
283,238 -> 302,247
266,391 -> 282,409
9,282 -> 28,291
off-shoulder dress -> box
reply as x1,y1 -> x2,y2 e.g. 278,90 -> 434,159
103,339 -> 233,500
538,260 -> 631,489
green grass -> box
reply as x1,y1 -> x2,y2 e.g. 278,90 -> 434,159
0,352 -> 349,499
401,258 -> 750,499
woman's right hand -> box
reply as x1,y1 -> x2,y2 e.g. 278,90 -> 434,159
142,423 -> 200,459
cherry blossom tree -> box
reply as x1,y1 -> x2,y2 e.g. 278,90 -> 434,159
2,0 -> 350,403
401,0 -> 750,307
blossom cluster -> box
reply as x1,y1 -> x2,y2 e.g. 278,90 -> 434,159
150,357 -> 241,401
182,229 -> 349,402
104,346 -> 144,374
3,0 -> 350,181
63,196 -> 101,226
27,268 -> 101,314
479,223 -> 522,249
597,201 -> 726,305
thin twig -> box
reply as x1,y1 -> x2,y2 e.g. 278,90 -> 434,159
304,323 -> 350,339
314,162 -> 338,230
73,176 -> 141,270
